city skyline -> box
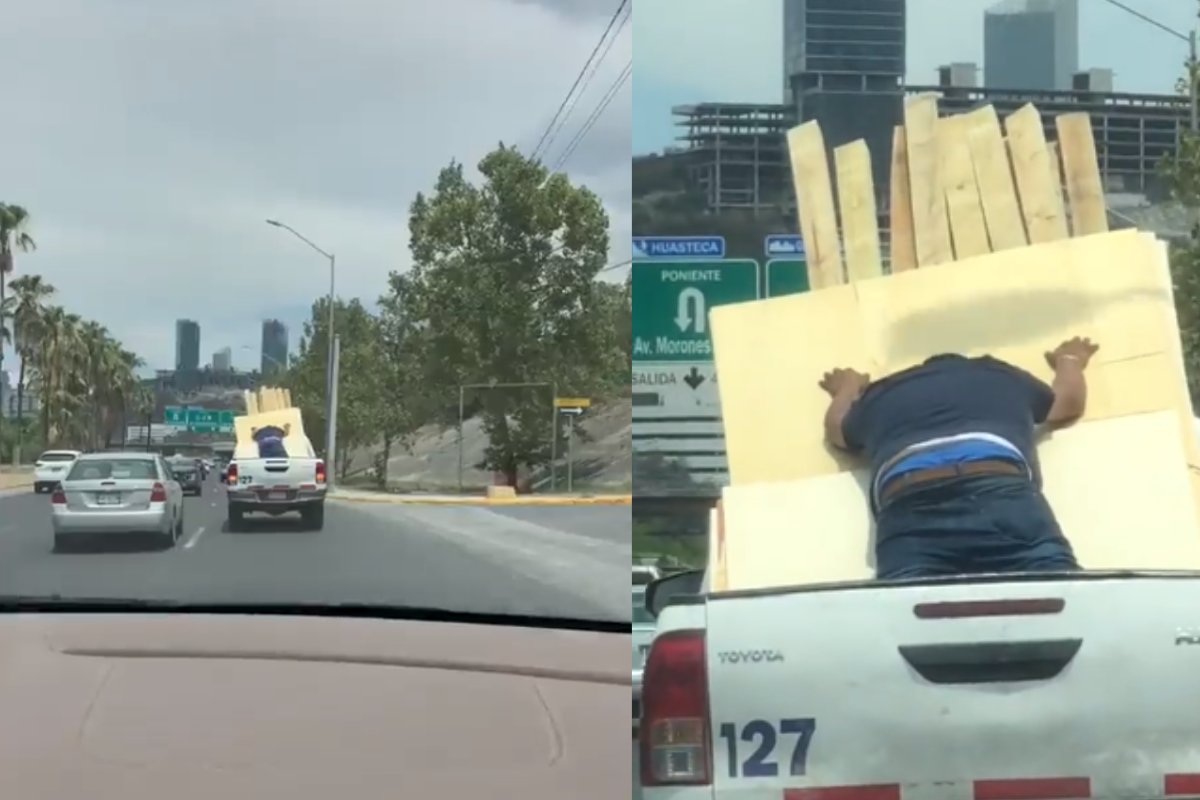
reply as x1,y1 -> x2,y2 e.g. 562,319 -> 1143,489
173,317 -> 292,375
634,0 -> 1193,154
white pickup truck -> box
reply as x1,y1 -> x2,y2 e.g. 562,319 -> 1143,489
224,453 -> 326,530
638,569 -> 1200,798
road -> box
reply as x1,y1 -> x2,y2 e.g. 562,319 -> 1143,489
0,478 -> 630,622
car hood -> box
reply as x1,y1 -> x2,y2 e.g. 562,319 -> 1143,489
0,613 -> 629,798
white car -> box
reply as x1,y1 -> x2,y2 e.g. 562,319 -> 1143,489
33,449 -> 82,494
632,586 -> 655,730
51,452 -> 185,550
633,565 -> 661,586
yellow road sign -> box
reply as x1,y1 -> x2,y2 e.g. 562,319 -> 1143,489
554,397 -> 590,408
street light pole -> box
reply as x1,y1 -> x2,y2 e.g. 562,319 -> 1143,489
265,219 -> 337,458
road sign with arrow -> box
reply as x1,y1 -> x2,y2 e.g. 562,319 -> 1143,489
631,259 -> 759,363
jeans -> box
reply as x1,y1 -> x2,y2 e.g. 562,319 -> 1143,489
874,473 -> 1079,579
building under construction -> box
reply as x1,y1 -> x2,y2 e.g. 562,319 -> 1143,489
672,72 -> 1191,214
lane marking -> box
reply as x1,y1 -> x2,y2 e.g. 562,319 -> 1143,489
182,526 -> 206,549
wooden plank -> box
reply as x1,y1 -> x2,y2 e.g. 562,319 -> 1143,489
904,94 -> 953,266
1046,141 -> 1065,222
936,114 -> 991,259
889,125 -> 917,272
787,121 -> 844,288
1004,103 -> 1069,244
1055,112 -> 1108,236
966,106 -> 1027,252
834,140 -> 883,282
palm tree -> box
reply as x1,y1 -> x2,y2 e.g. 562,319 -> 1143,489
9,274 -> 54,461
0,204 -> 36,456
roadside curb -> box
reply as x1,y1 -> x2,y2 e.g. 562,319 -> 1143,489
329,492 -> 632,507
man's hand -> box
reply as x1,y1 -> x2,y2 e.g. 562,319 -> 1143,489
1045,336 -> 1099,370
819,367 -> 869,397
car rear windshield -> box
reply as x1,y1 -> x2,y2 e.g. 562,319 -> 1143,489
67,459 -> 159,481
39,452 -> 77,462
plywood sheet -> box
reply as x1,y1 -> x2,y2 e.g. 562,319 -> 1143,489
710,229 -> 1194,487
717,411 -> 1200,590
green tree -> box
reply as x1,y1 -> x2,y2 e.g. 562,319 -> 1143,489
0,204 -> 36,454
1165,15 -> 1200,403
283,297 -> 389,478
384,145 -> 626,485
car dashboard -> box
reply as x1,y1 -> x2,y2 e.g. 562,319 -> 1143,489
0,612 -> 629,798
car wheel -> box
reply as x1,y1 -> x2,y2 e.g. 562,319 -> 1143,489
175,508 -> 185,539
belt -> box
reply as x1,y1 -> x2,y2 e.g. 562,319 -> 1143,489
878,458 -> 1025,505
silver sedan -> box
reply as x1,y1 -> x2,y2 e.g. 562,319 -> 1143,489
51,452 -> 185,550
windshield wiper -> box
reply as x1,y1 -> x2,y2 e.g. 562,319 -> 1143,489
0,596 -> 628,634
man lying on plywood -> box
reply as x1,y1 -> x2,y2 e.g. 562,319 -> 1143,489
820,335 -> 1098,578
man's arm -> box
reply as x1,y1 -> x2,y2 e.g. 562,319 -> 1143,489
1045,355 -> 1087,425
824,385 -> 863,451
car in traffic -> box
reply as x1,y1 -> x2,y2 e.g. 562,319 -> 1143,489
33,449 -> 82,493
167,457 -> 204,495
632,585 -> 655,731
51,452 -> 185,550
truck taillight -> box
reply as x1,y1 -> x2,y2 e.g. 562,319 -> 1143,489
150,482 -> 167,503
226,464 -> 238,484
639,629 -> 710,787
315,460 -> 326,483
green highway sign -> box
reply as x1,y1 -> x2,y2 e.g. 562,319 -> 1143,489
164,406 -> 236,433
765,259 -> 810,298
632,259 -> 759,363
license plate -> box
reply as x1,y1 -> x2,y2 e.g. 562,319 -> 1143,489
96,493 -> 120,505
268,491 -> 287,500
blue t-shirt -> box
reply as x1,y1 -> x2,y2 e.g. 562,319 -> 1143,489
252,426 -> 289,459
841,354 -> 1055,488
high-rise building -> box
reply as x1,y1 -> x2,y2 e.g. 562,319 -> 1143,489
175,319 -> 201,372
212,347 -> 232,371
984,0 -> 1078,91
782,0 -> 906,192
261,319 -> 289,377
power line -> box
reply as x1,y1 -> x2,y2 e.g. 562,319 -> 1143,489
540,2 -> 630,163
552,59 -> 631,172
530,0 -> 629,161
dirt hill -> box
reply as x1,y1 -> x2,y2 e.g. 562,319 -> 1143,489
356,397 -> 632,491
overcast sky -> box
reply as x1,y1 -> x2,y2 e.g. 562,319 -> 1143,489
0,0 -> 631,374
635,0 -> 1194,152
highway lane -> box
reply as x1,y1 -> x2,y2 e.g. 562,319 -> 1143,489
0,479 -> 629,622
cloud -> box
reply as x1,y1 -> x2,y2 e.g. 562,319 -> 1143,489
0,0 -> 630,370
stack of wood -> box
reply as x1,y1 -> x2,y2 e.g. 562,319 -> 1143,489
788,93 -> 1109,288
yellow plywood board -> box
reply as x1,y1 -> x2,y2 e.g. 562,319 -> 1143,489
717,411 -> 1200,589
710,229 -> 1195,487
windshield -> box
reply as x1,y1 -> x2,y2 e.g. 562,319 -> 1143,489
0,4 -> 631,631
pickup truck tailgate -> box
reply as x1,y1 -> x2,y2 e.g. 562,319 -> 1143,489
704,574 -> 1200,798
235,459 -> 318,486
